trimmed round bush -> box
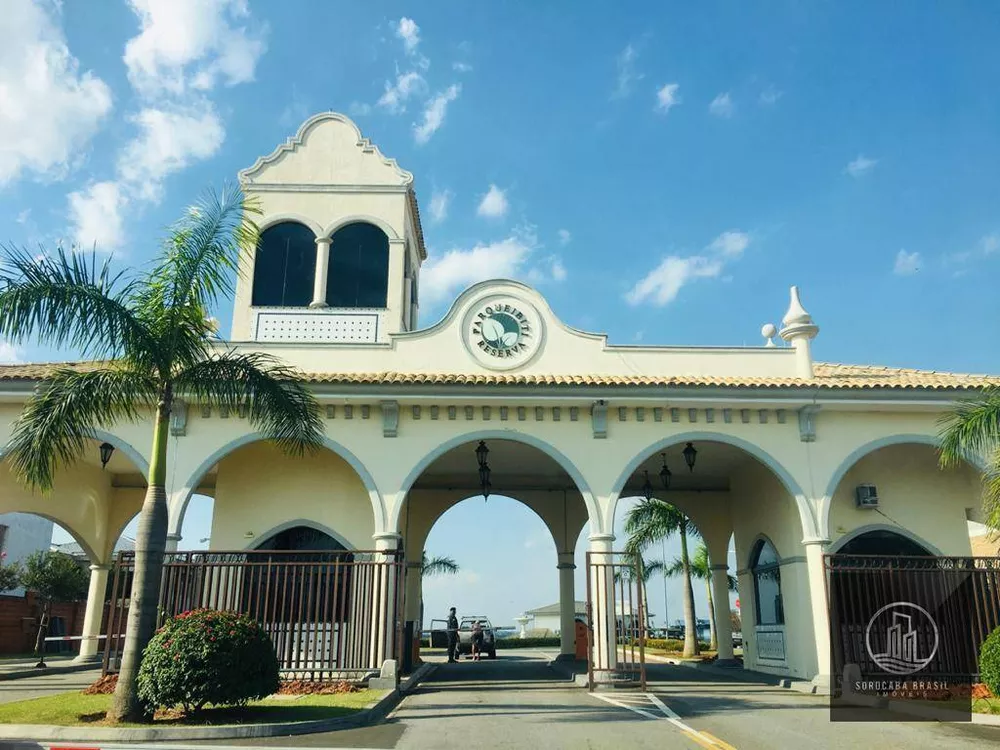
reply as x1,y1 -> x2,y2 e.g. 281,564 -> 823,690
138,609 -> 279,715
980,626 -> 1000,697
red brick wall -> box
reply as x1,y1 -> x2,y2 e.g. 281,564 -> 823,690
0,593 -> 86,655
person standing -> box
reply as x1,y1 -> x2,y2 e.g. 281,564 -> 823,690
446,606 -> 460,663
471,620 -> 484,661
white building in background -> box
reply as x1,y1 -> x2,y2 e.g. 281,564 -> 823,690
526,601 -> 587,635
0,512 -> 53,597
0,112 -> 995,684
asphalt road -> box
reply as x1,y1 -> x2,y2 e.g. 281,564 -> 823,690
179,649 -> 999,750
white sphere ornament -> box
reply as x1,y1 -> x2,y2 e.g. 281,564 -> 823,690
761,323 -> 777,347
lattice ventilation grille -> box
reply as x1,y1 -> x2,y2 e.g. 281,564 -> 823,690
254,311 -> 380,343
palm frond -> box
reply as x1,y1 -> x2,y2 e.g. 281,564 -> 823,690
422,553 -> 459,577
661,557 -> 689,580
175,351 -> 323,455
938,389 -> 1000,469
623,498 -> 697,554
145,186 -> 260,316
4,367 -> 157,490
0,245 -> 156,364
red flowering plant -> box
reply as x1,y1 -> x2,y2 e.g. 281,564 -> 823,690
137,609 -> 279,715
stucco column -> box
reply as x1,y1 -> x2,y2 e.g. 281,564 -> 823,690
557,552 -> 577,660
803,538 -> 832,688
370,532 -> 401,671
310,237 -> 332,308
165,532 -> 181,552
710,563 -> 737,664
75,564 -> 110,662
587,533 -> 617,678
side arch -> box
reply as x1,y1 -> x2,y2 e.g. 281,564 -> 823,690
817,433 -> 986,540
249,518 -> 355,551
16,512 -> 100,564
607,431 -> 815,540
827,523 -> 942,556
390,430 -> 600,535
170,432 -> 386,538
0,429 -> 150,480
260,213 -> 324,236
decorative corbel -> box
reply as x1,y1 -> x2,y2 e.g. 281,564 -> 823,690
381,400 -> 399,438
591,399 -> 608,439
797,405 -> 820,442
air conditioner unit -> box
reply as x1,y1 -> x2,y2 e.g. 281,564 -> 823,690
855,484 -> 879,509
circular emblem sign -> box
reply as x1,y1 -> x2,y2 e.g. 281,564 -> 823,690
462,297 -> 544,370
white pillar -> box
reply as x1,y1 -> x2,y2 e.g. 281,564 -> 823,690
803,538 -> 832,688
557,552 -> 577,659
165,533 -> 181,552
370,532 -> 401,671
588,533 -> 617,677
710,563 -> 736,663
75,564 -> 110,662
310,237 -> 332,308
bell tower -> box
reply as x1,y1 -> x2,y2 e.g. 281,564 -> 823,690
232,112 -> 425,343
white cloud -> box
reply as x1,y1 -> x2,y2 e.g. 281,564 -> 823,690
893,249 -> 921,276
980,232 -> 1000,255
397,17 -> 420,54
123,0 -> 266,96
0,0 -> 112,186
117,104 -> 226,202
421,235 -> 534,306
413,84 -> 460,144
15,210 -> 30,225
429,189 -> 451,223
530,256 -> 566,283
0,341 -> 22,365
613,43 -> 643,99
453,61 -> 473,73
845,154 -> 878,177
655,83 -> 681,114
760,85 -> 782,105
709,92 -> 735,118
625,230 -> 750,307
477,184 -> 508,219
349,101 -> 372,116
377,70 -> 426,114
558,229 -> 571,246
68,181 -> 126,251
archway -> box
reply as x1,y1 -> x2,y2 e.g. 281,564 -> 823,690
396,436 -> 591,675
829,527 -> 936,556
251,220 -> 317,307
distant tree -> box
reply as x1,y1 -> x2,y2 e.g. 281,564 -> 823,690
0,553 -> 21,593
939,392 -> 1000,529
613,557 -> 664,633
20,551 -> 88,666
662,544 -> 737,650
420,553 -> 459,631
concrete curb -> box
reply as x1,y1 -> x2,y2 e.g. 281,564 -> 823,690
0,663 -> 97,681
0,662 -> 433,742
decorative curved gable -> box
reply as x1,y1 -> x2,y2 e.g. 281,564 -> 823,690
239,112 -> 413,188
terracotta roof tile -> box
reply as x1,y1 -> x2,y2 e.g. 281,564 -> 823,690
0,361 -> 996,391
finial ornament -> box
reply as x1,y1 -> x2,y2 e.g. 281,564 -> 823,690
761,323 -> 777,347
779,286 -> 818,341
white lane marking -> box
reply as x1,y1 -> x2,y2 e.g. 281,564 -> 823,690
589,692 -> 733,748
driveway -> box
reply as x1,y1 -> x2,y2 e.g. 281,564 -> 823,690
213,649 -> 999,750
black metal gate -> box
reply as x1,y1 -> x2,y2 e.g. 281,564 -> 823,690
103,548 -> 404,681
585,550 -> 647,691
825,554 -> 1000,680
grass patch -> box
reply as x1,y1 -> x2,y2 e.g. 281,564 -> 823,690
974,696 -> 1000,715
0,689 -> 386,727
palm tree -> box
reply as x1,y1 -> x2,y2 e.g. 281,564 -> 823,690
624,498 -> 701,657
0,188 -> 324,722
420,553 -> 459,633
939,391 -> 1000,529
663,544 -> 737,651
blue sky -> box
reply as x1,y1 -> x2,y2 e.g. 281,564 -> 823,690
6,1 -> 1000,628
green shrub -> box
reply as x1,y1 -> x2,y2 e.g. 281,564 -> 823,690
495,637 -> 561,648
980,626 -> 1000,697
138,609 -> 279,715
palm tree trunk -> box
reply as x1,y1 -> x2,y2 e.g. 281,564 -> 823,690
33,602 -> 50,665
679,525 -> 699,658
109,402 -> 171,723
706,578 -> 717,651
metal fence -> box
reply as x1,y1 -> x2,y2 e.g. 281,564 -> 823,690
825,554 -> 1000,680
585,550 -> 647,691
103,549 -> 404,680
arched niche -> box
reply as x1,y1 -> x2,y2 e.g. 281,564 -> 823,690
252,221 -> 317,307
830,527 -> 936,557
327,222 -> 389,308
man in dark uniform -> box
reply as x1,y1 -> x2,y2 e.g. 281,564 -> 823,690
446,606 -> 459,663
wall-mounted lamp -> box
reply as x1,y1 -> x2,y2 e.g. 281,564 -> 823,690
99,442 -> 115,470
683,442 -> 698,472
